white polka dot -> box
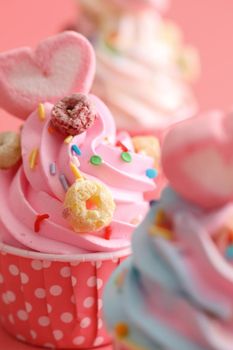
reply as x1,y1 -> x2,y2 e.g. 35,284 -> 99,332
50,285 -> 62,296
112,257 -> 119,263
5,291 -> 16,303
47,304 -> 52,313
25,302 -> 32,313
20,272 -> 29,284
16,334 -> 26,342
2,293 -> 8,304
43,343 -> 55,349
93,337 -> 104,346
70,261 -> 80,266
71,276 -> 77,286
70,295 -> 75,304
60,266 -> 71,278
43,261 -> 52,268
8,314 -> 15,324
87,276 -> 96,287
0,273 -> 4,283
61,312 -> 73,324
31,260 -> 43,271
17,310 -> 28,321
73,336 -> 85,345
98,299 -> 103,310
98,318 -> 103,329
80,317 -> 91,328
83,297 -> 94,308
35,288 -> 46,299
96,261 -> 102,269
38,316 -> 50,327
97,278 -> 103,290
53,330 -> 64,341
9,264 -> 19,276
30,330 -> 37,339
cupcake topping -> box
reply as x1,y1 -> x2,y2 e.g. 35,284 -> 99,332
51,93 -> 96,136
34,214 -> 50,233
0,131 -> 21,169
63,179 -> 116,233
37,103 -> 46,121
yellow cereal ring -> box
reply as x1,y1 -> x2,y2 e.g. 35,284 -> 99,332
0,132 -> 21,169
132,136 -> 161,168
64,179 -> 116,233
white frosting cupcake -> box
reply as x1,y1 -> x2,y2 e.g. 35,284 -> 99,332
76,0 -> 199,133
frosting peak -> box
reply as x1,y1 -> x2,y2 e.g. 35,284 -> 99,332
0,95 -> 155,254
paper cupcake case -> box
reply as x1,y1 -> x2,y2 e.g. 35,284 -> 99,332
0,243 -> 130,349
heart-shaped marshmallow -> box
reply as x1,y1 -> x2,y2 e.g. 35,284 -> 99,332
162,111 -> 233,209
0,31 -> 95,119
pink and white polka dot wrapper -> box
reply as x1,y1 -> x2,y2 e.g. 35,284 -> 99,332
0,242 -> 129,349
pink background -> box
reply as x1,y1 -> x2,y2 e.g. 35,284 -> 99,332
0,0 -> 232,131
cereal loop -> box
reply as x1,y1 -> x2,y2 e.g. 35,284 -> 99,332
64,179 -> 115,232
132,136 -> 161,167
51,93 -> 96,136
0,132 -> 21,169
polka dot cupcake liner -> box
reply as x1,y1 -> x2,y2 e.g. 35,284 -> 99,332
0,242 -> 130,349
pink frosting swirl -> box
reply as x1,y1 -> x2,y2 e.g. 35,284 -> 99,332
0,95 -> 155,254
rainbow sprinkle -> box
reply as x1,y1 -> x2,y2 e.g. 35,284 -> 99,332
70,162 -> 83,180
71,144 -> 82,156
49,162 -> 56,176
34,214 -> 49,233
116,141 -> 129,152
104,226 -> 112,240
29,149 -> 39,170
38,103 -> 46,121
64,135 -> 73,144
59,174 -> 69,191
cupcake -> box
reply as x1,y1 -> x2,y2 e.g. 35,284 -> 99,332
104,110 -> 233,349
0,31 -> 155,349
76,0 -> 200,135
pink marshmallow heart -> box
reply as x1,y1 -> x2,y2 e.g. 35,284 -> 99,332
0,31 -> 95,119
162,110 -> 233,209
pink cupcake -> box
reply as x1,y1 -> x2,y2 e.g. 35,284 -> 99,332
0,31 -> 155,349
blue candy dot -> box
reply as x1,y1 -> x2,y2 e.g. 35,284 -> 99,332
225,245 -> 233,259
146,168 -> 158,179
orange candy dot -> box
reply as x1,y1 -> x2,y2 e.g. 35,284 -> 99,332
115,322 -> 129,338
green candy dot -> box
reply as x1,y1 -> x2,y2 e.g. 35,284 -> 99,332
121,152 -> 132,163
90,155 -> 102,166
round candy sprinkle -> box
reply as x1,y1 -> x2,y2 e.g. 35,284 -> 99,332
121,152 -> 132,163
226,245 -> 233,259
146,168 -> 158,179
90,155 -> 102,166
115,322 -> 129,338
